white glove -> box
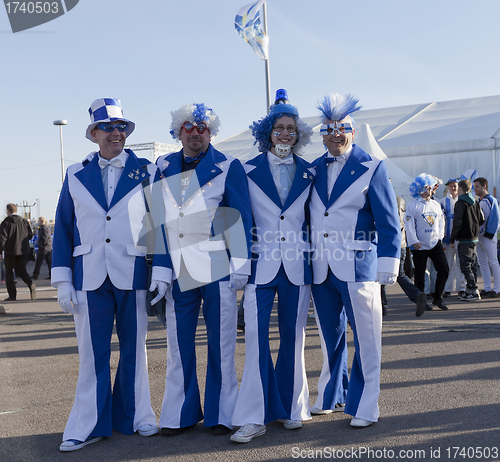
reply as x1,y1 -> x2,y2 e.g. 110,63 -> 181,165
376,272 -> 397,286
57,282 -> 78,314
228,273 -> 249,292
149,280 -> 169,305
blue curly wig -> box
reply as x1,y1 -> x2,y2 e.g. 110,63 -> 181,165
251,111 -> 312,155
409,173 -> 437,198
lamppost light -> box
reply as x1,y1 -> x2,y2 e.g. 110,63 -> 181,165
54,119 -> 68,185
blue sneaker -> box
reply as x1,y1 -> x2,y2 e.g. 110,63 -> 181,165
59,436 -> 103,452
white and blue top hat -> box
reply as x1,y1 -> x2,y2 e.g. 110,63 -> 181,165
86,98 -> 135,142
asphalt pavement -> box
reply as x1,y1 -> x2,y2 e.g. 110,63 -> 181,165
1,261 -> 499,462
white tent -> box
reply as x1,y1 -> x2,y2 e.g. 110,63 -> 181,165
214,94 -> 500,200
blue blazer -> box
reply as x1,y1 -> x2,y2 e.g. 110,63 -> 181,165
309,145 -> 400,283
52,150 -> 171,291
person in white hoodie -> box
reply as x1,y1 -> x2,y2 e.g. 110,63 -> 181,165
404,173 -> 449,312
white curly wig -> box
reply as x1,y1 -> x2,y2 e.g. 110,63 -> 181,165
169,103 -> 220,141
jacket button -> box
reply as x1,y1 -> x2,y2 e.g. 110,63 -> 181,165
281,237 -> 285,242
106,216 -> 111,221
280,215 -> 284,220
324,233 -> 328,238
324,212 -> 329,217
106,238 -> 110,243
179,213 -> 184,217
179,234 -> 184,238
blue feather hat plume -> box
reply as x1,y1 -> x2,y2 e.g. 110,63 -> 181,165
251,89 -> 312,154
317,93 -> 362,123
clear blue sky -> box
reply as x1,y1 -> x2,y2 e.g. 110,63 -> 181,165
2,0 -> 499,220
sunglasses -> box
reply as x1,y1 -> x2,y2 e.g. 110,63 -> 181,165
182,121 -> 209,134
96,122 -> 129,132
320,122 -> 353,135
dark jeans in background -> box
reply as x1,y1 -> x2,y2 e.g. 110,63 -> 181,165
4,254 -> 33,300
411,241 -> 449,302
33,249 -> 52,278
397,247 -> 421,303
457,242 -> 478,290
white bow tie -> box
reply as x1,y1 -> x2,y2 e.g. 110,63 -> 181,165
98,157 -> 123,169
269,154 -> 293,169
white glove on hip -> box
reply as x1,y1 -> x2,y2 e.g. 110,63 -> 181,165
149,280 -> 169,305
57,282 -> 78,314
376,272 -> 398,286
228,273 -> 249,292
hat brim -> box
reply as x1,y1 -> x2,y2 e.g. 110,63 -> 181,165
86,118 -> 135,142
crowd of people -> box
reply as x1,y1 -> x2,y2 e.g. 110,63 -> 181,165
14,94 -> 496,452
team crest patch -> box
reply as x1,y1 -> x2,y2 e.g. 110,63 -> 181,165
422,212 -> 437,226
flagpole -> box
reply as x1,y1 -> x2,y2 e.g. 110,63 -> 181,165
262,1 -> 271,113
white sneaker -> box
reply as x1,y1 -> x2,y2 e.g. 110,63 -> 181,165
59,436 -> 103,452
350,417 -> 374,428
137,423 -> 159,436
310,403 -> 345,415
278,419 -> 302,429
230,423 -> 266,443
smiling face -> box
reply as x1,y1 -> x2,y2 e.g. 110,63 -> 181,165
91,121 -> 127,160
448,181 -> 459,197
270,115 -> 297,156
179,121 -> 211,158
322,115 -> 354,157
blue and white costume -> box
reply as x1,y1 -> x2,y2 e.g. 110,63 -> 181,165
232,147 -> 315,425
52,148 -> 169,441
157,143 -> 253,430
477,193 -> 500,293
310,145 -> 400,422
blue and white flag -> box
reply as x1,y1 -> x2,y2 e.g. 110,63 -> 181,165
235,0 -> 269,60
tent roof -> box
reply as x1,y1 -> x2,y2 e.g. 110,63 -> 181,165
215,94 -> 500,160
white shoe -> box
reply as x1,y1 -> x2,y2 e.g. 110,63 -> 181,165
59,436 -> 103,452
230,423 -> 266,443
310,403 -> 345,415
278,419 -> 302,429
137,423 -> 159,436
350,417 -> 374,428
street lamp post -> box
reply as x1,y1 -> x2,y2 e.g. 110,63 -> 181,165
53,119 -> 68,185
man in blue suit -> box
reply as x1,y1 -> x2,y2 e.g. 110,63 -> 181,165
156,103 -> 253,437
309,94 -> 400,428
231,90 -> 315,443
52,98 -> 170,451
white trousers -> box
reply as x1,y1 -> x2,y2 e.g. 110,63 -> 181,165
476,235 -> 500,292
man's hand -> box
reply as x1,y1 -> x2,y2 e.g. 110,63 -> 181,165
228,273 -> 249,292
376,272 -> 398,286
57,282 -> 78,314
450,242 -> 455,249
149,280 -> 170,305
413,242 -> 422,250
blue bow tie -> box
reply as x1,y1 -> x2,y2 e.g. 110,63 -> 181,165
184,151 -> 206,165
325,155 -> 345,164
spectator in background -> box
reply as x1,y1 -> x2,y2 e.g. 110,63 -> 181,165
440,178 -> 465,297
404,174 -> 449,312
32,217 -> 52,280
449,179 -> 484,301
472,177 -> 500,298
0,203 -> 36,301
